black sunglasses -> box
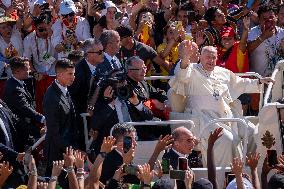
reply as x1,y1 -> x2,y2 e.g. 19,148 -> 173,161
87,50 -> 103,55
37,28 -> 47,32
62,12 -> 75,18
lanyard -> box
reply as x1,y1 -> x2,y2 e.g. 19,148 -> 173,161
35,35 -> 49,62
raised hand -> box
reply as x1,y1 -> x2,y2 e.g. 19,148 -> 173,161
63,147 -> 75,168
51,160 -> 64,177
154,135 -> 173,153
243,16 -> 251,31
231,157 -> 244,176
74,150 -> 85,169
37,182 -> 48,189
138,163 -> 154,185
208,127 -> 223,147
123,146 -> 135,165
0,161 -> 13,184
184,170 -> 194,189
246,153 -> 260,171
100,136 -> 116,153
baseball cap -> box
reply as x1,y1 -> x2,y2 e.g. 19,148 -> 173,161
101,1 -> 121,16
221,27 -> 235,38
59,0 -> 76,15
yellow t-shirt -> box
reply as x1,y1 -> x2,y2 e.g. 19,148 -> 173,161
157,42 -> 179,77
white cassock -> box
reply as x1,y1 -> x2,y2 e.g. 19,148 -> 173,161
168,62 -> 260,166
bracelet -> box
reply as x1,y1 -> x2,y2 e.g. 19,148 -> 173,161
77,168 -> 84,172
66,166 -> 74,173
28,170 -> 37,176
77,170 -> 85,174
77,175 -> 84,180
50,176 -> 58,182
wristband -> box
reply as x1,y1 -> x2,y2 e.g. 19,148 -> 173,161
28,170 -> 37,176
99,152 -> 107,158
77,175 -> 84,180
143,183 -> 151,187
50,176 -> 58,182
66,166 -> 74,173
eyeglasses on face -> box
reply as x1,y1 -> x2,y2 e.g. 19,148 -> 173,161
87,50 -> 103,55
62,12 -> 75,18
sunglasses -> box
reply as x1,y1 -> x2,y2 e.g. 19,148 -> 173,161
37,28 -> 47,32
62,12 -> 75,18
87,50 -> 103,55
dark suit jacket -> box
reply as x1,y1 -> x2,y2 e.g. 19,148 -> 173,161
43,82 -> 78,167
68,59 -> 92,114
3,77 -> 43,123
96,55 -> 116,75
100,149 -> 140,185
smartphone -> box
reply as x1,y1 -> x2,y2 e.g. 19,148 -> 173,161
161,158 -> 170,174
93,2 -> 106,10
178,157 -> 188,170
268,150 -> 278,167
66,30 -> 74,37
169,170 -> 186,180
123,164 -> 139,175
225,172 -> 235,185
123,136 -> 132,153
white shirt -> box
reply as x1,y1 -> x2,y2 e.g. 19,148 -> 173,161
172,148 -> 188,157
23,31 -> 57,75
248,26 -> 284,76
0,27 -> 23,57
104,52 -> 122,69
86,60 -> 96,74
55,79 -> 68,96
51,17 -> 91,59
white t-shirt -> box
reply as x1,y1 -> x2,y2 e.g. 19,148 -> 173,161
23,31 -> 57,75
248,26 -> 284,76
51,16 -> 91,59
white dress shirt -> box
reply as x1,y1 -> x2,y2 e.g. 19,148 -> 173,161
55,79 -> 68,96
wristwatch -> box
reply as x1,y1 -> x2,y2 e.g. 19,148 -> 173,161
99,152 -> 107,158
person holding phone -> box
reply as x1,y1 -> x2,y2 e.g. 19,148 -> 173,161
51,0 -> 91,59
99,123 -> 139,185
248,5 -> 284,77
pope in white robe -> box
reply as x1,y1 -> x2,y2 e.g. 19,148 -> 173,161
168,42 -> 274,166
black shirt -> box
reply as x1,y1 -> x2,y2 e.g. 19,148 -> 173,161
117,39 -> 157,65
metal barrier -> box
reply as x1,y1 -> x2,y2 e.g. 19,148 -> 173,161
199,118 -> 249,161
80,113 -> 93,151
110,120 -> 195,136
263,60 -> 284,105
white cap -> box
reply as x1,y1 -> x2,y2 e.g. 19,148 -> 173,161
101,1 -> 121,16
59,0 -> 76,15
29,0 -> 47,13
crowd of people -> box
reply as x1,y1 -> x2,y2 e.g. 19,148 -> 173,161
0,0 -> 284,188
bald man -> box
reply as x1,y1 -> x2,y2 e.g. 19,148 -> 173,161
162,127 -> 198,170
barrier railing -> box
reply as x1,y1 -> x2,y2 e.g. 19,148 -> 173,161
199,118 -> 249,161
263,60 -> 284,105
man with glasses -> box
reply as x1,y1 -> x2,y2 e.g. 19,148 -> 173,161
68,38 -> 104,150
51,0 -> 91,59
23,16 -> 56,113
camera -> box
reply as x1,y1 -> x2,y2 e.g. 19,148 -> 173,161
98,69 -> 133,100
